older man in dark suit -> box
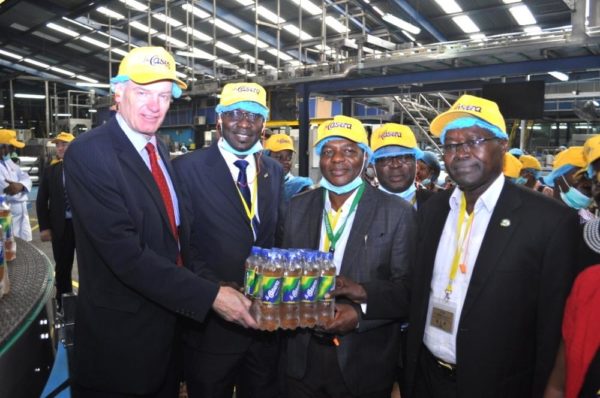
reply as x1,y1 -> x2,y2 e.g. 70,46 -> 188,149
65,47 -> 255,398
281,115 -> 416,398
401,95 -> 579,398
36,131 -> 76,311
173,82 -> 285,398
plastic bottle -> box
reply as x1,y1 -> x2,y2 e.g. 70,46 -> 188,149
244,246 -> 261,298
258,249 -> 283,331
316,252 -> 336,327
0,196 -> 15,262
0,224 -> 8,298
249,248 -> 266,322
299,251 -> 319,328
280,250 -> 302,330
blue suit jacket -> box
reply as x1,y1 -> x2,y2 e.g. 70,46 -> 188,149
173,143 -> 285,353
64,117 -> 219,394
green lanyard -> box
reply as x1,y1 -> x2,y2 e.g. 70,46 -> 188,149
322,183 -> 365,253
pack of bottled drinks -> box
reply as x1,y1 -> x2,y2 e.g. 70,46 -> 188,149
244,247 -> 336,331
0,195 -> 17,299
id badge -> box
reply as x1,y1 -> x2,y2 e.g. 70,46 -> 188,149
429,297 -> 457,334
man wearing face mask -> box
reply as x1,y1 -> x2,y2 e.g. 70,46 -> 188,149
281,115 -> 416,397
417,151 -> 442,191
519,154 -> 554,197
264,133 -> 313,203
370,123 -> 434,209
173,82 -> 285,398
542,146 -> 594,223
0,129 -> 32,241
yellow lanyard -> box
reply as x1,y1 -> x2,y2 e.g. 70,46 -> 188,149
235,174 -> 258,228
445,193 -> 475,300
323,208 -> 344,252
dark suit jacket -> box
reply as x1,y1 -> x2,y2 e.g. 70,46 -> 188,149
416,187 -> 435,209
404,180 -> 579,398
281,184 -> 417,395
64,117 -> 219,394
173,143 -> 285,353
36,161 -> 68,238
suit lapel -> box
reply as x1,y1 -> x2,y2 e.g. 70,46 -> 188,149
339,184 -> 378,279
204,144 -> 252,231
460,182 -> 522,319
110,121 -> 173,236
421,191 -> 452,287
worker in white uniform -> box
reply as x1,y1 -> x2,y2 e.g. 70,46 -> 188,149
0,129 -> 32,241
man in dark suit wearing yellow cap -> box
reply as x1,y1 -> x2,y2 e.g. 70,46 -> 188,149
174,82 -> 285,398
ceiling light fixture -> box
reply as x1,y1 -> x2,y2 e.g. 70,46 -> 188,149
509,4 -> 537,26
434,0 -> 462,14
153,13 -> 183,28
548,71 -> 569,81
452,15 -> 480,33
47,22 -> 78,37
15,94 -> 46,99
97,7 -> 125,20
181,4 -> 210,19
119,0 -> 148,12
289,0 -> 322,16
382,14 -> 421,35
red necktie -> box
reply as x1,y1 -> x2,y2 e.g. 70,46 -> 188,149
146,142 -> 181,265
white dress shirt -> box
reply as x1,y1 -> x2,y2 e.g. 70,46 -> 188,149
423,174 -> 505,364
217,138 -> 260,222
116,113 -> 180,226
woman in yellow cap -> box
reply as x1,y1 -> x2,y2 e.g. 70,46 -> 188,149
264,133 -> 313,202
519,154 -> 553,197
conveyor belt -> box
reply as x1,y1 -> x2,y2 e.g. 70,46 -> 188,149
0,239 -> 54,351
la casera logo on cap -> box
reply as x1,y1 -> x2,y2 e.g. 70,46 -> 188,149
326,122 -> 352,130
455,104 -> 482,113
235,86 -> 261,94
147,55 -> 171,68
277,138 -> 289,144
379,131 -> 402,139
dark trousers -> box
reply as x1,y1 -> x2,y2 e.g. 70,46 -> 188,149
412,346 -> 458,398
184,336 -> 280,398
286,336 -> 392,398
51,219 -> 75,302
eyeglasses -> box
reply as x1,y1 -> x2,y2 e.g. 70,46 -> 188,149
221,110 -> 263,123
270,153 -> 293,162
441,137 -> 498,154
375,155 -> 415,167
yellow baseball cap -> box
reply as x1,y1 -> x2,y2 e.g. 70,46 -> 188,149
519,154 -> 542,171
265,134 -> 294,152
430,94 -> 506,139
215,82 -> 269,119
315,115 -> 368,147
370,123 -> 423,160
584,135 -> 600,165
0,129 -> 25,148
542,146 -> 586,186
51,132 -> 75,143
503,152 -> 523,179
113,47 -> 187,91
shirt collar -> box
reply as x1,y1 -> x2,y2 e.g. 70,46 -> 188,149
218,141 -> 257,169
449,173 -> 505,213
116,113 -> 155,154
324,186 -> 361,214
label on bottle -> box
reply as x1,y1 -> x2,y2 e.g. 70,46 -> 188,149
260,275 -> 282,304
300,276 -> 318,302
281,276 -> 300,303
317,275 -> 335,301
244,267 -> 256,296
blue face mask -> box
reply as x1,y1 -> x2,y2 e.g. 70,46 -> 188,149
319,153 -> 367,195
560,187 -> 593,209
2,154 -> 10,162
379,181 -> 417,202
421,178 -> 431,186
514,176 -> 527,185
559,177 -> 593,209
218,136 -> 263,157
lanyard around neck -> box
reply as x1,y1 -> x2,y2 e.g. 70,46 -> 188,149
445,193 -> 476,299
323,183 -> 365,253
235,173 -> 258,225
